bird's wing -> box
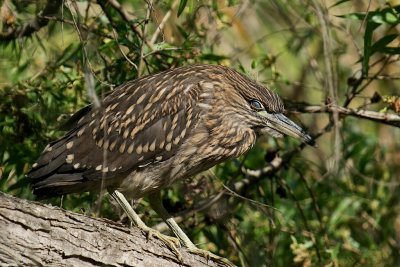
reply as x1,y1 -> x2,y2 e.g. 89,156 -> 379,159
29,73 -> 203,196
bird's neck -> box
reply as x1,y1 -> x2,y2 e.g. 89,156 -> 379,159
167,115 -> 256,183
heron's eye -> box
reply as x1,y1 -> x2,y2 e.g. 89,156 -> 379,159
249,99 -> 264,111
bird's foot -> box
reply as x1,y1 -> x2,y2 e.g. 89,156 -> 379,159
142,227 -> 183,261
110,191 -> 182,260
187,246 -> 236,267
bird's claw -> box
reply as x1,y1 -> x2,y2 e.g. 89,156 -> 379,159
187,247 -> 236,267
143,228 -> 183,261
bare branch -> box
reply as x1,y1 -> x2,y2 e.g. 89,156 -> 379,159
149,0 -> 179,46
138,0 -> 153,77
285,101 -> 400,128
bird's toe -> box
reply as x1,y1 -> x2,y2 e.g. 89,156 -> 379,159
144,228 -> 183,261
187,246 -> 236,267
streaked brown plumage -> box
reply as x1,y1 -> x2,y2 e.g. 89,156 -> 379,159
28,64 -> 313,263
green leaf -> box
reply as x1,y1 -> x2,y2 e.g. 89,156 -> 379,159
380,47 -> 400,55
176,25 -> 189,39
177,0 -> 187,17
337,12 -> 367,21
251,59 -> 258,69
362,20 -> 379,76
371,14 -> 385,24
57,43 -> 80,66
199,53 -> 227,62
339,6 -> 400,76
338,6 -> 400,25
371,34 -> 398,54
385,11 -> 398,23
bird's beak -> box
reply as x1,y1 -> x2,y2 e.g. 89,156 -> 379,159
258,111 -> 315,146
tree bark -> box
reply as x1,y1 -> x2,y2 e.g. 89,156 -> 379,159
0,192 -> 229,267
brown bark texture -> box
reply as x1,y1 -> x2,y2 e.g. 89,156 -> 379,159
0,192 -> 229,267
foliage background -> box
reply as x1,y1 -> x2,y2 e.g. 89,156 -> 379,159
1,0 -> 400,266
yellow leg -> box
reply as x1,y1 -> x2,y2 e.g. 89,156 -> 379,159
111,190 -> 182,261
149,193 -> 236,267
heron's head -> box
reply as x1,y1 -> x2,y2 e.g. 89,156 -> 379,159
220,67 -> 315,146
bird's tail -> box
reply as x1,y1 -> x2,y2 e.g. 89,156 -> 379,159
29,106 -> 93,198
28,134 -> 88,198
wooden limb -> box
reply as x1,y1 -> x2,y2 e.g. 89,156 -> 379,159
285,101 -> 400,128
0,192 -> 232,267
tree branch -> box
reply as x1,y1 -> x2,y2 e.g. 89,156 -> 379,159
0,192 -> 231,267
0,0 -> 62,41
285,101 -> 400,128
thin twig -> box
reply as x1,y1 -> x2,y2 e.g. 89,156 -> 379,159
38,15 -> 113,39
153,191 -> 226,232
111,27 -> 138,70
138,0 -> 153,77
285,101 -> 400,127
313,0 -> 341,172
143,47 -> 186,58
149,0 -> 179,46
65,0 -> 113,87
222,184 -> 281,212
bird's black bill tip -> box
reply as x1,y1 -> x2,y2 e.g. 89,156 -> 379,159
303,133 -> 317,147
259,112 -> 317,147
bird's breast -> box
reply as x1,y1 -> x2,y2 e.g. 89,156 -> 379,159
166,120 -> 257,184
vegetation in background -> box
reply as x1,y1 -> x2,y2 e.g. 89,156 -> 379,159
1,0 -> 399,266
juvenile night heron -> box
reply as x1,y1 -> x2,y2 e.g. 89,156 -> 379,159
29,64 -> 314,264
